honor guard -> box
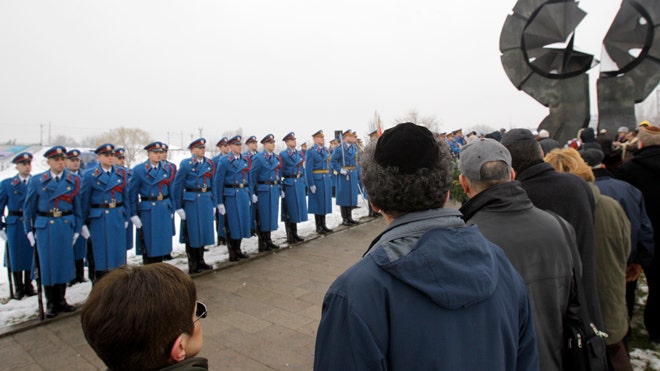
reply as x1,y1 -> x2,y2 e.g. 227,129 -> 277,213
0,152 -> 36,300
249,134 -> 283,252
279,132 -> 308,243
305,130 -> 333,235
331,129 -> 360,225
160,143 -> 177,261
364,131 -> 382,218
243,135 -> 259,236
214,135 -> 253,261
129,142 -> 174,264
174,138 -> 216,274
65,149 -> 88,285
23,146 -> 82,318
80,144 -> 130,283
114,147 -> 135,251
328,138 -> 339,198
212,137 -> 229,245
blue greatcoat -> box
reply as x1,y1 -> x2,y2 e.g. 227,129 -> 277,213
23,169 -> 82,286
70,170 -> 87,261
212,154 -> 227,238
214,153 -> 253,239
250,151 -> 282,232
120,166 -> 134,251
129,161 -> 174,258
330,143 -> 359,207
81,164 -> 129,271
279,148 -> 308,223
244,150 -> 259,232
0,175 -> 34,272
174,156 -> 216,248
305,144 -> 333,215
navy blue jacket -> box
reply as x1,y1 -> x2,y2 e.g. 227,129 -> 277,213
314,209 -> 538,370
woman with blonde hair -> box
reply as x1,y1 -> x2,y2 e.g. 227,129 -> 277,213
545,148 -> 633,371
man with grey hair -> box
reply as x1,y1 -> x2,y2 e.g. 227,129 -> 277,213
314,123 -> 538,370
458,138 -> 582,370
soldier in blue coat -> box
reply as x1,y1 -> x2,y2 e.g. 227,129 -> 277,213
243,135 -> 259,237
24,146 -> 82,318
305,130 -> 333,235
212,137 -> 230,246
331,129 -> 360,225
214,135 -> 253,262
174,138 -> 216,274
129,142 -> 174,264
250,134 -> 282,252
160,143 -> 177,261
65,149 -> 89,285
279,132 -> 308,243
114,147 -> 134,252
0,152 -> 36,300
80,144 -> 130,283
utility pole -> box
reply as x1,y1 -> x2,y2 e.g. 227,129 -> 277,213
40,123 -> 44,146
48,121 -> 52,146
180,131 -> 184,149
167,131 -> 170,145
198,127 -> 203,138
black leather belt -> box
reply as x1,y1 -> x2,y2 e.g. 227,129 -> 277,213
225,184 -> 247,188
37,210 -> 73,217
283,174 -> 302,179
8,210 -> 23,216
258,181 -> 279,185
141,195 -> 169,201
185,187 -> 210,192
91,202 -> 124,209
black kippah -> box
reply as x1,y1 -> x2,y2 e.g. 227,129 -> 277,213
374,122 -> 440,174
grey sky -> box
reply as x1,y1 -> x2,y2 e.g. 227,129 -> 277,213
0,0 -> 635,146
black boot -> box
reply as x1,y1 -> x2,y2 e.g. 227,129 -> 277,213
56,284 -> 76,313
291,223 -> 304,242
321,215 -> 333,233
258,231 -> 268,252
23,271 -> 36,297
227,239 -> 239,262
187,249 -> 200,274
197,248 -> 213,270
346,208 -> 359,225
69,259 -> 87,286
234,239 -> 249,259
315,215 -> 327,235
217,235 -> 226,246
44,286 -> 57,318
285,222 -> 296,244
12,272 -> 24,300
341,206 -> 352,226
265,232 -> 280,250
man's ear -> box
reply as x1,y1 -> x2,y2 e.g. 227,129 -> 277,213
170,334 -> 187,362
510,167 -> 516,181
458,174 -> 470,196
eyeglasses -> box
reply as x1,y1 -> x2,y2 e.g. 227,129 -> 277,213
193,301 -> 207,324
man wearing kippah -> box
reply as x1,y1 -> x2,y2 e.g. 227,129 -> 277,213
129,142 -> 174,264
174,138 -> 216,274
23,145 -> 83,318
80,144 -> 130,283
66,149 -> 88,285
458,138 -> 583,370
0,152 -> 36,300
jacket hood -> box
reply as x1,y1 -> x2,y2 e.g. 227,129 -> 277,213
367,209 -> 499,310
633,146 -> 660,172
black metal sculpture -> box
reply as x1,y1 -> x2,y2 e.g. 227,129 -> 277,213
500,0 -> 660,145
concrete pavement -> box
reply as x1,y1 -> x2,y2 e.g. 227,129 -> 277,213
0,217 -> 386,370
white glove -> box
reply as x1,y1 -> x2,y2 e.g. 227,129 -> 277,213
176,209 -> 186,220
27,232 -> 35,246
73,233 -> 80,245
81,225 -> 91,239
310,185 -> 317,194
281,191 -> 286,198
252,194 -> 258,203
131,215 -> 143,229
0,230 -> 6,241
125,221 -> 129,229
340,169 -> 347,175
217,204 -> 226,215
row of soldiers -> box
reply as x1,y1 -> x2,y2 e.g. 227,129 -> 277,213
0,128 -> 373,318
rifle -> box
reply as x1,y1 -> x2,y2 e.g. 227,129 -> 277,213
5,241 -> 14,299
33,243 -> 44,321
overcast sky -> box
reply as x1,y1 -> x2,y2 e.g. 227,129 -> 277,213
0,0 -> 642,146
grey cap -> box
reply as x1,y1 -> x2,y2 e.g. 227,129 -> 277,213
458,138 -> 512,181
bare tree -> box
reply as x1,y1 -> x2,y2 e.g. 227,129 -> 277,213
393,109 -> 442,133
81,127 -> 152,167
51,135 -> 80,148
465,124 -> 496,136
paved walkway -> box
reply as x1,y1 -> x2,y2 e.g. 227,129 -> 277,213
0,218 -> 386,370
